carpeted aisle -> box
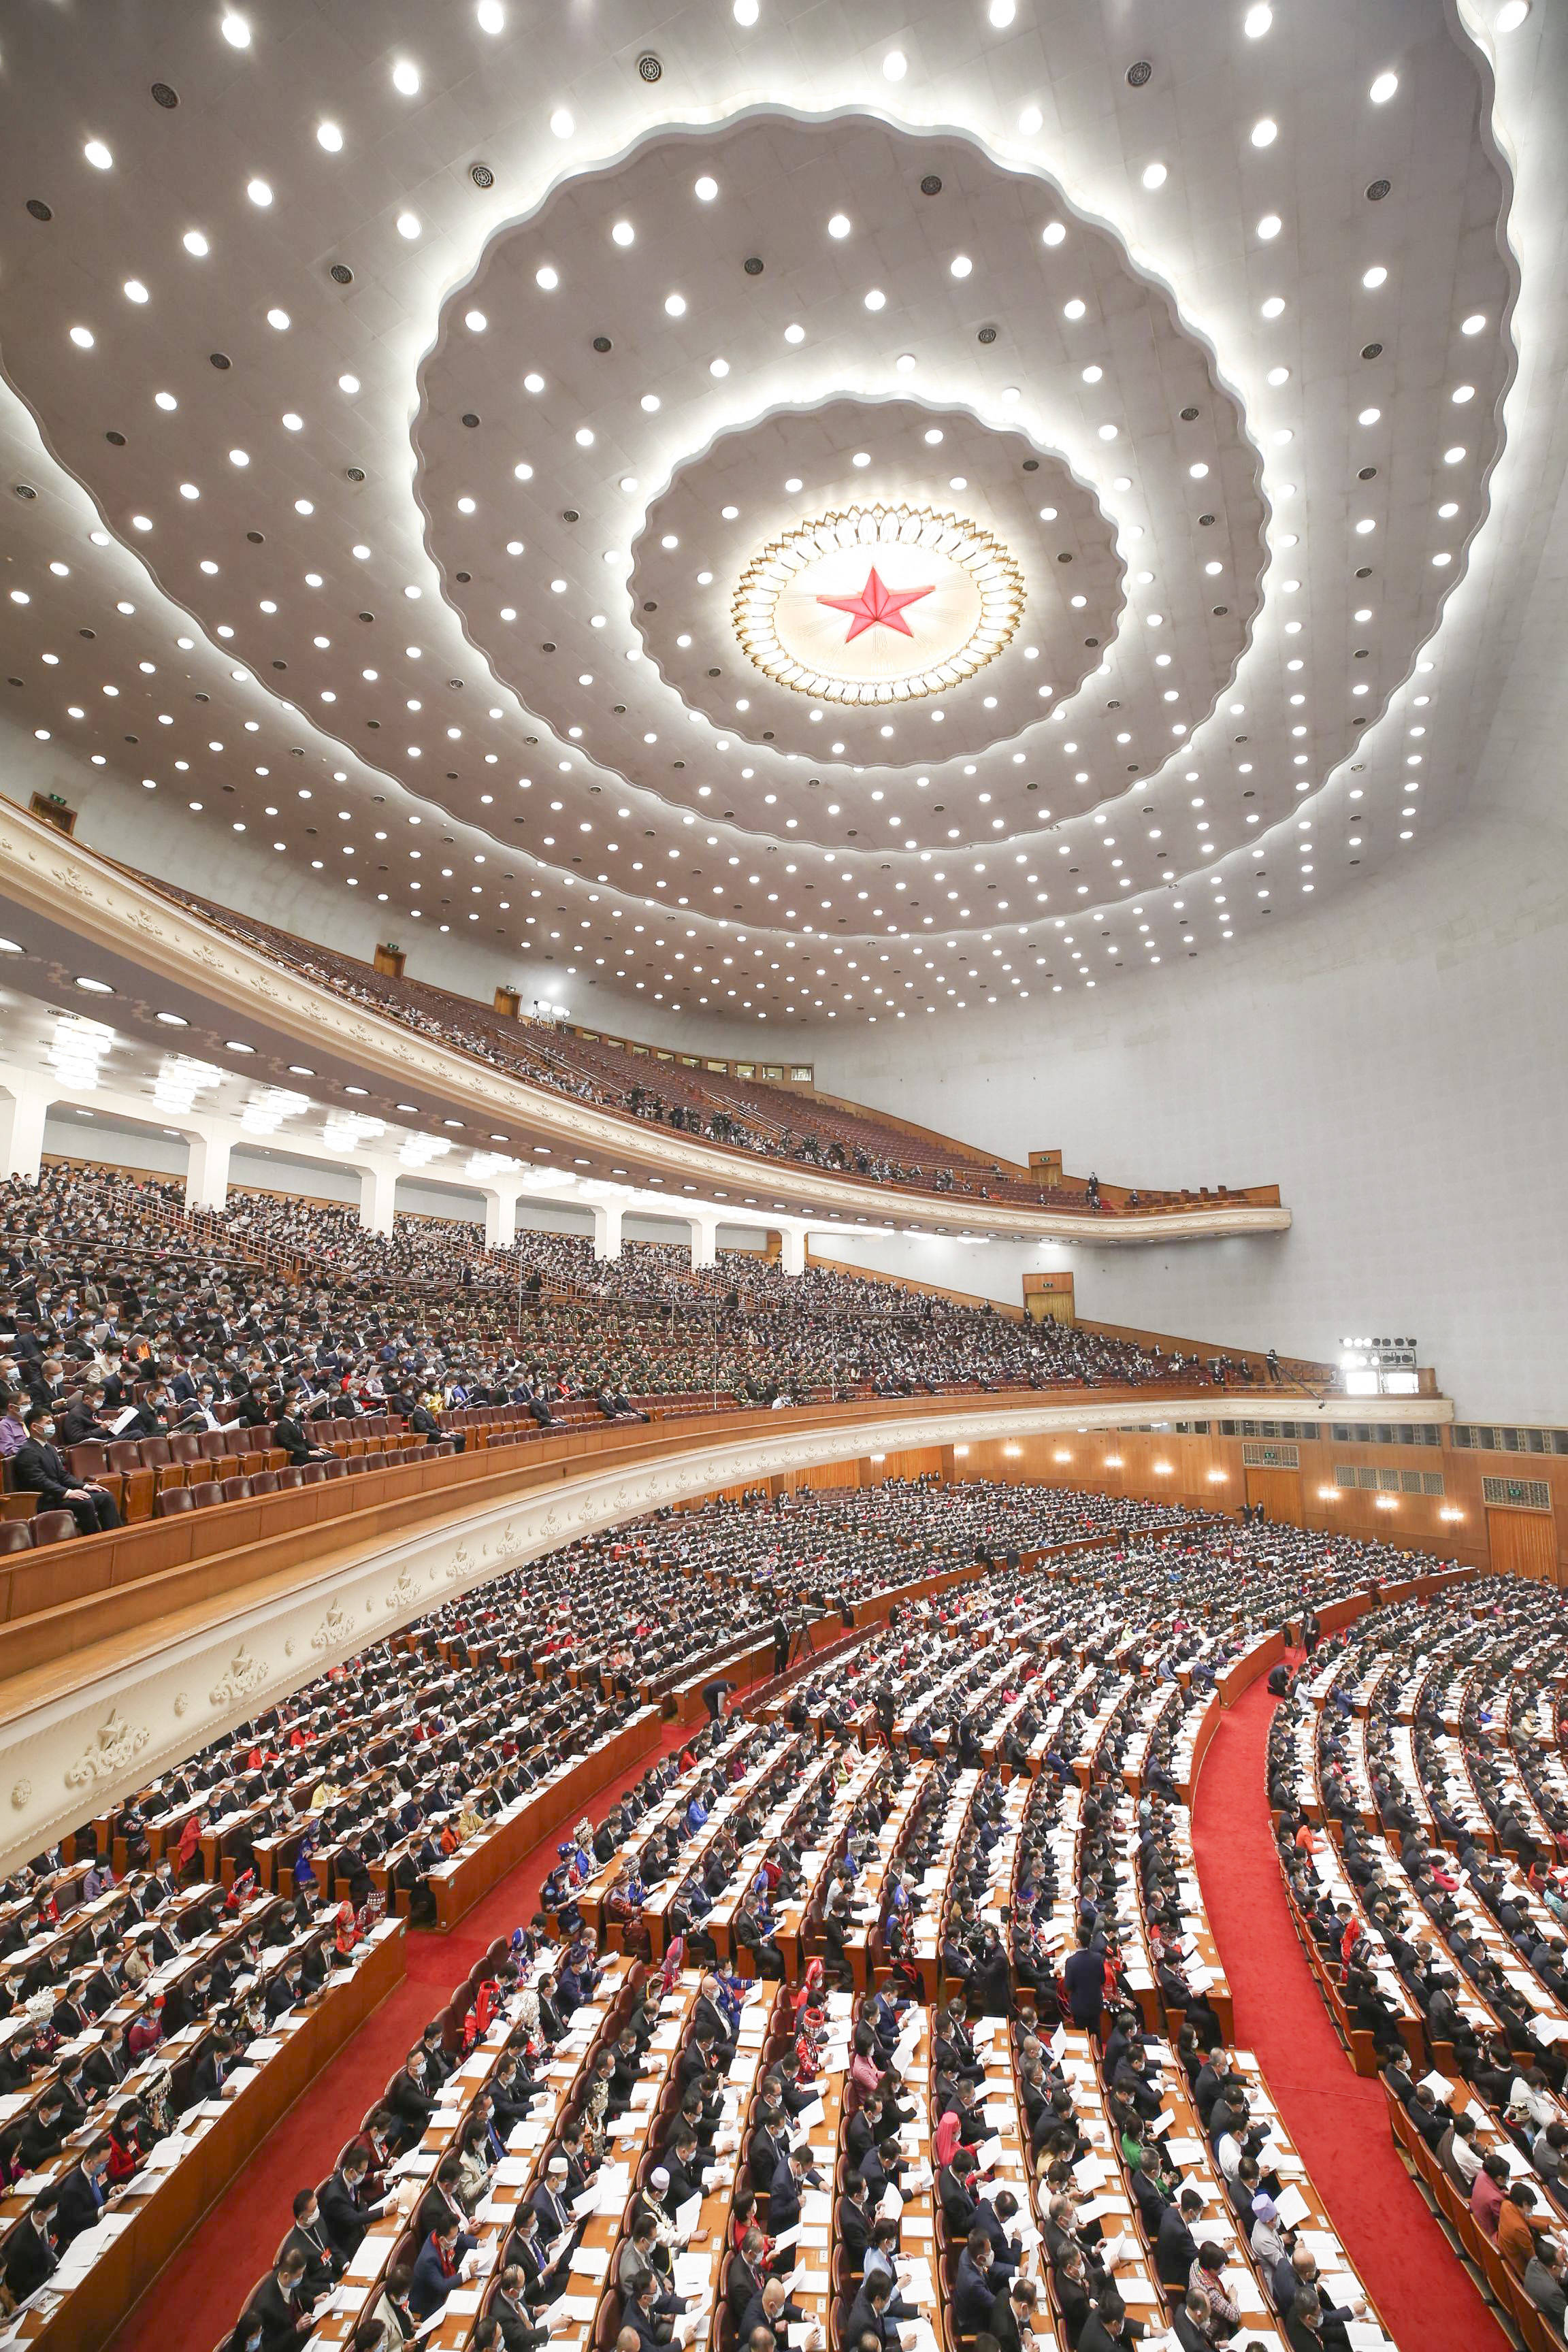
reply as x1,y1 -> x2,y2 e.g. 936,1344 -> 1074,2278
114,1718 -> 690,2352
1191,1672 -> 1501,2352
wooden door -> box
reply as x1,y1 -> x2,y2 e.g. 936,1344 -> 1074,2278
1244,1466 -> 1303,1526
1486,1508 -> 1558,1582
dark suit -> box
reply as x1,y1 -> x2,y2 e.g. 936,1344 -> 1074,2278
1155,2206 -> 1200,2290
244,2270 -> 307,2352
318,2170 -> 372,2261
843,2289 -> 899,2351
3,2215 -> 57,2302
10,1438 -> 120,1533
410,2229 -> 477,2319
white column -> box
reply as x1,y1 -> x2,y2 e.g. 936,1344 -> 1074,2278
183,1120 -> 235,1213
357,1159 -> 399,1236
778,1226 -> 807,1277
688,1213 -> 719,1270
591,1200 -> 624,1261
484,1181 -> 523,1252
0,1079 -> 52,1182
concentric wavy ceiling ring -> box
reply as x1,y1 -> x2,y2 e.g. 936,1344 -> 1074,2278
415,112 -> 1267,845
636,399 -> 1111,757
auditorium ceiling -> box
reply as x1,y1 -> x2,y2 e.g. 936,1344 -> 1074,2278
0,0 -> 1544,1031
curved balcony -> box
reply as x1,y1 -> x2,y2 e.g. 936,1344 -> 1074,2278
0,798 -> 1290,1245
0,1381 -> 1452,1878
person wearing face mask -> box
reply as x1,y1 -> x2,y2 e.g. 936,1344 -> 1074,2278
9,1404 -> 122,1533
3,2193 -> 59,2301
51,2136 -> 115,2247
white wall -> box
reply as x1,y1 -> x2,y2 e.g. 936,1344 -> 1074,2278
815,797 -> 1568,1424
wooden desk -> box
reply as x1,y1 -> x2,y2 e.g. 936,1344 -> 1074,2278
7,1918 -> 404,2350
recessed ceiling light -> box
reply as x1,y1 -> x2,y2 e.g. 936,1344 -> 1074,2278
156,1009 -> 188,1025
1260,295 -> 1286,318
1141,161 -> 1167,189
1250,118 -> 1277,147
1257,213 -> 1282,240
1362,265 -> 1388,289
316,120 -> 344,152
784,323 -> 805,343
1041,222 -> 1066,246
220,12 -> 250,46
1460,312 -> 1487,335
229,446 -> 250,466
339,372 -> 361,394
1452,382 -> 1475,403
68,325 -> 95,348
949,253 -> 973,277
1443,445 -> 1466,463
827,213 -> 851,239
266,306 -> 290,329
549,107 -> 574,137
523,372 -> 544,393
1243,3 -> 1273,31
1369,71 -> 1399,103
123,278 -> 149,304
84,139 -> 113,169
1496,0 -> 1530,26
247,178 -> 272,207
864,289 -> 885,310
664,291 -> 687,316
883,50 -> 906,80
226,1040 -> 256,1054
1062,297 -> 1085,320
288,1063 -> 316,1076
392,58 -> 421,94
75,976 -> 114,994
476,0 -> 505,29
987,0 -> 1016,23
182,229 -> 210,257
1265,364 -> 1290,386
536,265 -> 559,290
396,211 -> 421,238
694,176 -> 719,201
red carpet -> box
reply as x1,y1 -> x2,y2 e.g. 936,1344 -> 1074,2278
1191,1673 -> 1501,2352
116,1719 -> 690,2352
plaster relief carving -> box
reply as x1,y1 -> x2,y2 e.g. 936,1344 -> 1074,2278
10,1782 -> 31,1812
311,1602 -> 355,1653
65,1708 -> 151,1788
208,1645 -> 269,1708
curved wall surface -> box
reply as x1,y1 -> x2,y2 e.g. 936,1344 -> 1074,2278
0,1386 -> 1450,1878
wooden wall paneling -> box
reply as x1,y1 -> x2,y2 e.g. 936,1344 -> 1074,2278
1485,1508 -> 1561,1583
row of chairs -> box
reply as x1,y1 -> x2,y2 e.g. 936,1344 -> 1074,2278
1386,2083 -> 1559,2352
0,1441 -> 459,1551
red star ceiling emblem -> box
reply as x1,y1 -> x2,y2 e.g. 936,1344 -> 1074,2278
815,564 -> 934,642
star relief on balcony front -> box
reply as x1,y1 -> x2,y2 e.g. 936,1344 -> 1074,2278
732,506 -> 1024,705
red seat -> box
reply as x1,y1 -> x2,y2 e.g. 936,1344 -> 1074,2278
154,1487 -> 195,1517
363,1452 -> 389,1472
249,1470 -> 280,1496
168,1432 -> 201,1469
300,1462 -> 328,1484
0,1522 -> 34,1554
323,1456 -> 348,1480
65,1441 -> 108,1479
197,1430 -> 229,1462
276,1465 -> 306,1490
106,1440 -> 142,1477
218,1475 -> 252,1503
187,1481 -> 224,1509
31,1510 -> 79,1545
